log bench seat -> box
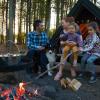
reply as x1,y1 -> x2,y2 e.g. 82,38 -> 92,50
66,56 -> 100,73
0,56 -> 33,72
56,54 -> 100,72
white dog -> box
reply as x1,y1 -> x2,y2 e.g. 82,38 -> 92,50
46,50 -> 56,76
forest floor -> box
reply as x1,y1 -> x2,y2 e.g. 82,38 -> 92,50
30,71 -> 100,100
0,70 -> 100,100
0,44 -> 27,54
0,44 -> 100,100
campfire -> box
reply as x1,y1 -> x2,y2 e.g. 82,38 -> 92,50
0,82 -> 40,100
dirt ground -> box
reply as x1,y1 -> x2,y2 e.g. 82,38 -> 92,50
0,70 -> 100,100
0,44 -> 100,100
31,72 -> 100,100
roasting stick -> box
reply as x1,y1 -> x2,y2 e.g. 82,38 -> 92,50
35,52 -> 73,79
15,52 -> 73,86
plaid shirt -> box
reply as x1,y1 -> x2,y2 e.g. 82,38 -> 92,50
27,31 -> 49,50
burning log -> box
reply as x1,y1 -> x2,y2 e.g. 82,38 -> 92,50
0,82 -> 40,100
0,81 -> 56,100
16,82 -> 26,96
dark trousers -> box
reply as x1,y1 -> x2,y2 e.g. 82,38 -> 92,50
80,53 -> 98,74
26,49 -> 48,73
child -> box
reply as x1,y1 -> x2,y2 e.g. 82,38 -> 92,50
78,22 -> 100,83
54,23 -> 83,80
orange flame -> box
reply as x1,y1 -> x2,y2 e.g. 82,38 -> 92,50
0,82 -> 40,99
16,82 -> 26,96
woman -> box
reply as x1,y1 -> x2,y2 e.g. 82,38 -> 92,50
54,23 -> 82,80
50,17 -> 75,53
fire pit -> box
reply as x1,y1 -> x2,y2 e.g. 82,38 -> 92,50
0,81 -> 55,100
0,82 -> 40,100
0,41 -> 56,100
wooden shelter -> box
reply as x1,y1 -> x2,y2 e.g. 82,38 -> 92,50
68,0 -> 100,38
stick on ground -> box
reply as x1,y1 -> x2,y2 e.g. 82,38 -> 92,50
35,52 -> 72,79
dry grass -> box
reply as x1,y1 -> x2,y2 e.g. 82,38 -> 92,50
0,44 -> 27,54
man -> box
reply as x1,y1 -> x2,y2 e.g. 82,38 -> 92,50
26,20 -> 49,73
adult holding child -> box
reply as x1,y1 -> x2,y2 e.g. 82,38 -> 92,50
50,17 -> 75,53
54,22 -> 83,81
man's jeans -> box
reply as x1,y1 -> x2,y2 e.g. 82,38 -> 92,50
26,49 -> 48,73
80,53 -> 98,74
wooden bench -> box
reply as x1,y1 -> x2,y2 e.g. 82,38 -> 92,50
0,56 -> 33,72
56,54 -> 100,73
66,56 -> 100,73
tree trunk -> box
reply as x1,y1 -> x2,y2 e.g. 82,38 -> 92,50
29,0 -> 32,32
13,0 -> 16,43
56,0 -> 60,28
6,0 -> 9,42
61,0 -> 64,20
33,1 -> 36,30
26,0 -> 29,34
7,0 -> 16,51
8,0 -> 16,42
45,0 -> 51,32
1,0 -> 5,44
17,0 -> 23,44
